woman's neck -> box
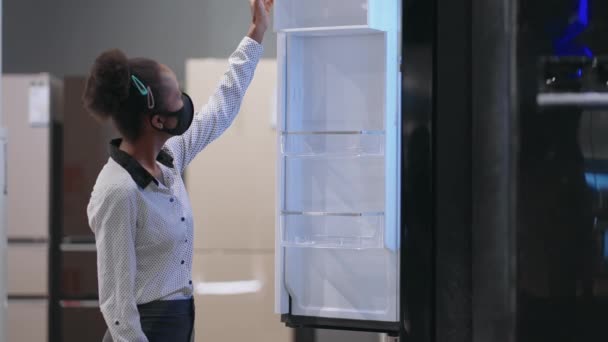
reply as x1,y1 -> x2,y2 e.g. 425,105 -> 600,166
119,136 -> 165,172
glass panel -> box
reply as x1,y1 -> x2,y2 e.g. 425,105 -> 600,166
282,132 -> 384,157
286,33 -> 386,132
284,248 -> 397,320
275,0 -> 368,30
284,155 -> 385,214
281,213 -> 384,249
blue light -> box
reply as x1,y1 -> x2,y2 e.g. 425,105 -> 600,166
584,172 -> 608,190
583,46 -> 594,58
553,0 -> 593,57
578,0 -> 589,27
585,173 -> 596,187
565,68 -> 584,80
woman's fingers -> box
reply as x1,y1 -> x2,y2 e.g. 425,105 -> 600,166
250,0 -> 272,19
256,0 -> 265,14
265,0 -> 274,12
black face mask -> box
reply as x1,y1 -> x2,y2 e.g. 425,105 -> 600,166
151,92 -> 195,136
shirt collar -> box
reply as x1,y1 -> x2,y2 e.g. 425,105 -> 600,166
108,139 -> 175,188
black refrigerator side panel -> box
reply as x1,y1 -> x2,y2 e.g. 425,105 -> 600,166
401,0 -> 434,340
433,0 -> 474,341
50,117 -> 64,342
470,0 -> 518,342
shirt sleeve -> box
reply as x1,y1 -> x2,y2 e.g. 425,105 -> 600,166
88,186 -> 148,342
166,36 -> 264,172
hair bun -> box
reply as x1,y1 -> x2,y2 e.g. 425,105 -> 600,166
83,49 -> 131,119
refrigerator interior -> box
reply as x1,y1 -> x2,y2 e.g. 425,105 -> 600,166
275,0 -> 401,328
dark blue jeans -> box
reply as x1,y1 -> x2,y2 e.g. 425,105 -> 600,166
103,298 -> 195,342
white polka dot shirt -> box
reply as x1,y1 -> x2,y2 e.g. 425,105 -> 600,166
87,37 -> 263,342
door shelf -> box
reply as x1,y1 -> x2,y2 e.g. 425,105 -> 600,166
284,155 -> 385,213
274,0 -> 398,32
280,212 -> 384,249
281,26 -> 384,37
281,131 -> 385,157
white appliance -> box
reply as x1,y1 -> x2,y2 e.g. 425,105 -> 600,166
274,0 -> 402,333
0,1 -> 5,339
3,73 -> 61,342
0,128 -> 7,342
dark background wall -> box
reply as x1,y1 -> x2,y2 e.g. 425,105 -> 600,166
3,0 -> 277,81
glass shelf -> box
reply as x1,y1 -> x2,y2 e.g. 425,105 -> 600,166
281,131 -> 385,157
281,212 -> 384,249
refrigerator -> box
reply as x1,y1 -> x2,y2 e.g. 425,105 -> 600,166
2,73 -> 62,342
1,75 -> 110,342
185,59 -> 292,342
50,76 -> 112,342
273,0 -> 406,336
274,0 -> 608,341
0,127 -> 7,342
435,0 -> 608,341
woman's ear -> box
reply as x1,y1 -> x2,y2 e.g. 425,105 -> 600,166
150,114 -> 165,130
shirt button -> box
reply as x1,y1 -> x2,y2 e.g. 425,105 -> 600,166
181,260 -> 185,265
181,217 -> 185,222
189,280 -> 192,285
170,198 -> 174,203
185,239 -> 188,243
115,321 -> 120,326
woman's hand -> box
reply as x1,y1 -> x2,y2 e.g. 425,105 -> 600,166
248,0 -> 274,44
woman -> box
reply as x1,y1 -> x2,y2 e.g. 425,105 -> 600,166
84,1 -> 273,341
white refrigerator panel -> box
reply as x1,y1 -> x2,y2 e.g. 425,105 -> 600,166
7,244 -> 49,296
275,0 -> 368,30
7,299 -> 48,342
285,248 -> 398,321
2,75 -> 52,240
185,59 -> 277,250
275,0 -> 401,323
0,129 -> 7,342
274,0 -> 399,32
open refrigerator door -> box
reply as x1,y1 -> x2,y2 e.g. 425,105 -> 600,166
274,0 -> 402,333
